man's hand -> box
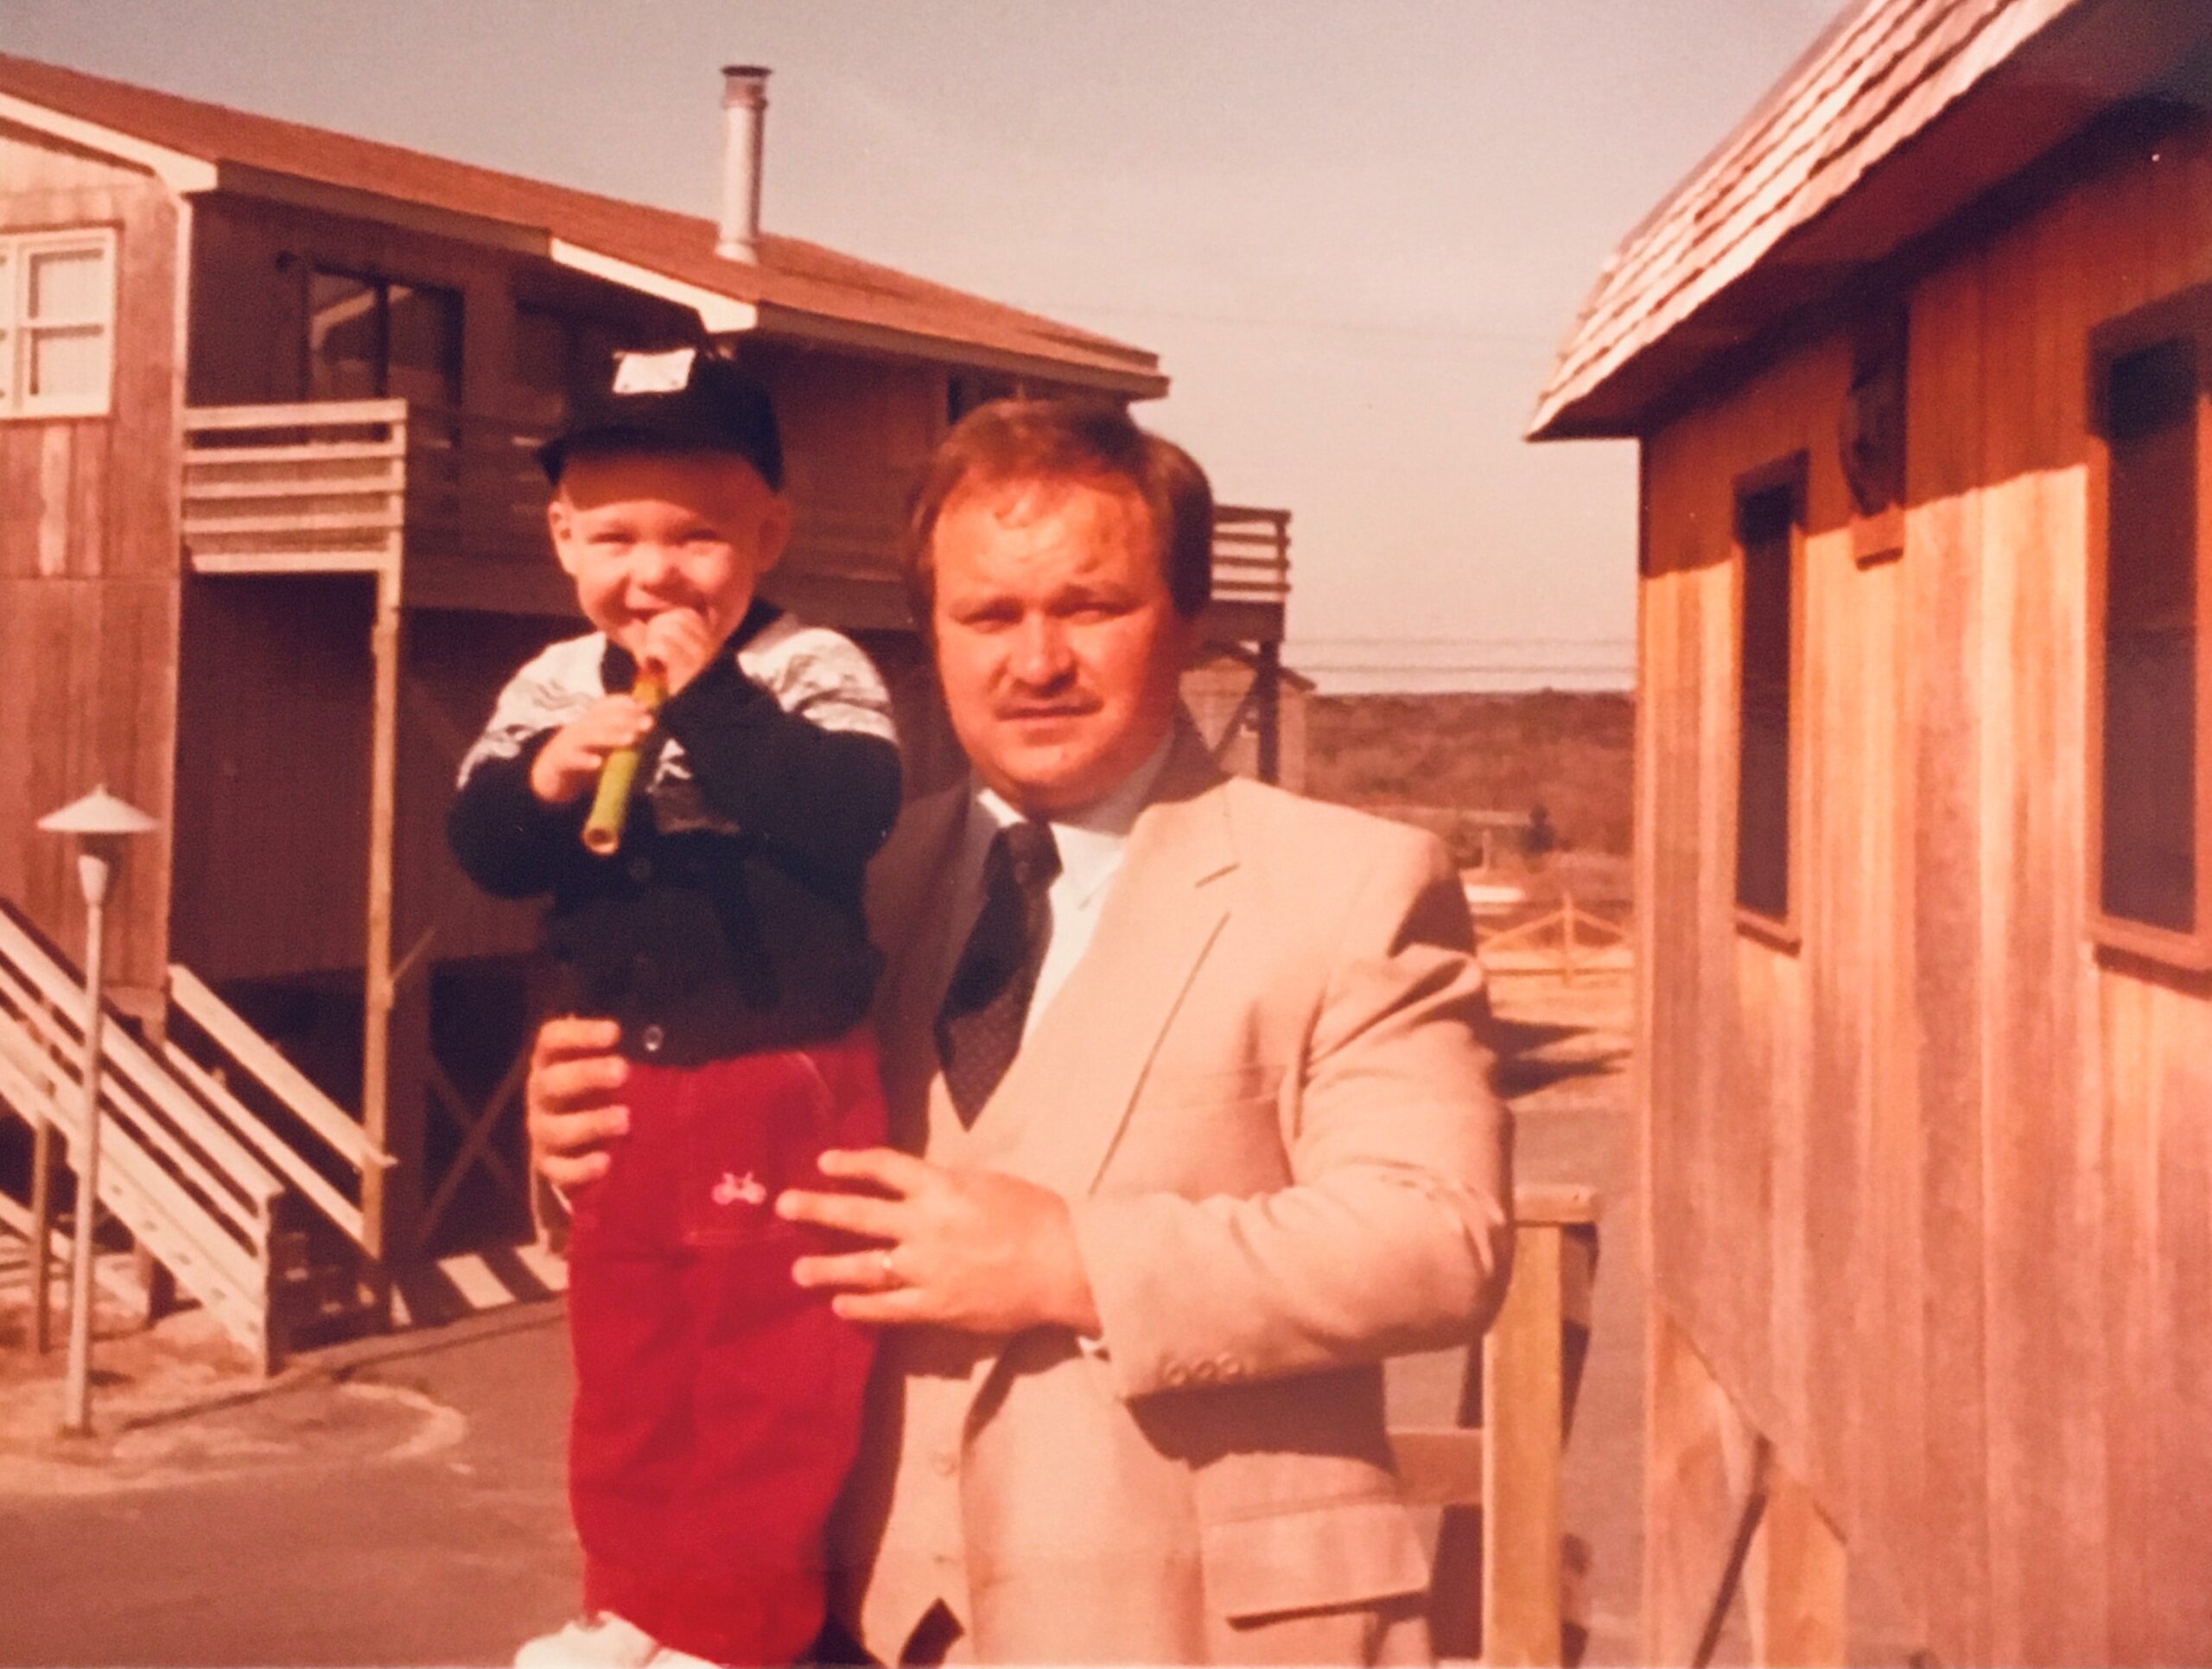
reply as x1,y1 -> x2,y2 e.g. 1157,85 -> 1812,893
526,1016 -> 632,1191
637,608 -> 721,697
779,1149 -> 1102,1336
528,695 -> 656,805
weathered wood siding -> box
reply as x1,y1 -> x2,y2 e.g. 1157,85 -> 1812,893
170,579 -> 563,980
1640,112 -> 2212,1664
0,121 -> 181,1008
746,337 -> 944,615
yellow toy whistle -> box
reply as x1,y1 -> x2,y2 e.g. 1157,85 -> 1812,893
581,666 -> 668,857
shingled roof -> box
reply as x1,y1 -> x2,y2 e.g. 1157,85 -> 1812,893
1528,0 -> 2212,439
0,51 -> 1166,398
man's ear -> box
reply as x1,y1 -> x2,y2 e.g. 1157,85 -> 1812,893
547,495 -> 583,577
753,493 -> 794,576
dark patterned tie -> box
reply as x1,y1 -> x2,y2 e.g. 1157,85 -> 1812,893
937,819 -> 1061,1124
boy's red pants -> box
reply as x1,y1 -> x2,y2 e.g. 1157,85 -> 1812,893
564,1035 -> 885,1667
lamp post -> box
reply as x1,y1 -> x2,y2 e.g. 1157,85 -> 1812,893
35,785 -> 157,1436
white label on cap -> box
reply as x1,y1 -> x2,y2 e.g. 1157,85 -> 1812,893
611,347 -> 696,394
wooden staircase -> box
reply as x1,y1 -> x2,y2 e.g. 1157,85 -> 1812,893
0,899 -> 390,1369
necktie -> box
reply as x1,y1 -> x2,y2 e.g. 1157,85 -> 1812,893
937,819 -> 1061,1124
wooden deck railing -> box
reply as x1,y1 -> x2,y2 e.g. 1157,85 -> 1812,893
1211,503 -> 1293,608
1391,1182 -> 1602,1666
181,402 -> 1293,618
182,400 -> 544,576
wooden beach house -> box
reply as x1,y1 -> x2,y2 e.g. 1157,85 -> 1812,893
1532,1 -> 2212,1661
0,53 -> 1293,1360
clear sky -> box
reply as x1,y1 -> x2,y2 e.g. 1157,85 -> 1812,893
4,0 -> 1841,689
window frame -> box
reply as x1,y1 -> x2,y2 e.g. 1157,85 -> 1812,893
2086,285 -> 2212,971
0,225 -> 119,421
1731,451 -> 1809,953
298,264 -> 465,411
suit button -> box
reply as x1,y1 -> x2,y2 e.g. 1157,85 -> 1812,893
1217,1357 -> 1245,1381
1164,1364 -> 1190,1388
931,1448 -> 958,1477
1192,1360 -> 1219,1384
640,1024 -> 665,1054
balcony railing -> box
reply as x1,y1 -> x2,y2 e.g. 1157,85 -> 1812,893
180,401 -> 1291,633
1211,504 -> 1291,609
182,400 -> 544,576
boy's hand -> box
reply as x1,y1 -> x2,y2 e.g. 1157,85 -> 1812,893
529,694 -> 656,804
637,608 -> 721,697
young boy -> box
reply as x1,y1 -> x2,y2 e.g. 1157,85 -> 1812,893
448,348 -> 900,1669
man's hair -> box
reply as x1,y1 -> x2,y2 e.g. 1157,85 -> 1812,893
901,398 -> 1214,623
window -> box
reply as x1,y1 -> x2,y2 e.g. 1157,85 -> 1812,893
514,305 -> 623,428
1843,308 -> 1908,565
303,267 -> 462,411
0,227 -> 118,418
2090,296 -> 2212,967
1735,460 -> 1803,937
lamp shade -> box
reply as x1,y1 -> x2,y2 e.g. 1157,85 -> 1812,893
37,785 -> 158,838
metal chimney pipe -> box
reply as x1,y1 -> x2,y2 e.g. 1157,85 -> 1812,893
717,65 -> 769,263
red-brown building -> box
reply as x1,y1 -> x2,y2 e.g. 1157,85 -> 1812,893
1534,2 -> 2212,1661
0,54 -> 1291,1359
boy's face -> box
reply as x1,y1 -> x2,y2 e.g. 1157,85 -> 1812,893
547,449 -> 792,661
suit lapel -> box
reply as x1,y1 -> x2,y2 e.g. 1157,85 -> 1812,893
988,727 -> 1238,1197
867,787 -> 975,1152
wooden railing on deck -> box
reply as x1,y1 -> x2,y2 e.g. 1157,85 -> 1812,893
1211,504 -> 1293,607
1391,1182 -> 1602,1666
181,401 -> 544,575
181,405 -> 1294,617
783,462 -> 916,583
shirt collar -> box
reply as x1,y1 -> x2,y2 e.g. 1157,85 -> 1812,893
975,729 -> 1177,907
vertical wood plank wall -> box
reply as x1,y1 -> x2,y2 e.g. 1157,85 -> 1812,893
1638,114 -> 2212,1665
0,123 -> 181,1011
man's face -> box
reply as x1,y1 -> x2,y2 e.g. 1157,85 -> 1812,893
548,450 -> 791,659
930,475 -> 1193,817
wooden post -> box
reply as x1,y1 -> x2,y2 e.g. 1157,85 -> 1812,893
1388,1184 -> 1599,1664
1483,1214 -> 1567,1664
1745,1459 -> 1847,1666
360,545 -> 405,1285
28,1115 -> 54,1352
1254,640 -> 1282,786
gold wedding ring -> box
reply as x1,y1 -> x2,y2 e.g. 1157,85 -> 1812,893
877,1248 -> 901,1289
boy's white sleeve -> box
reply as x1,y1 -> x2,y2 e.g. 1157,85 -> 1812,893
456,634 -> 605,785
740,622 -> 899,745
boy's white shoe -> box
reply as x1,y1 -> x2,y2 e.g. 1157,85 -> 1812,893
513,1613 -> 663,1668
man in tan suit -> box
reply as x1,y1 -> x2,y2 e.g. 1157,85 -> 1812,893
530,401 -> 1512,1665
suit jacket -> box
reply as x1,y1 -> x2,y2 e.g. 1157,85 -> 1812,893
834,722 -> 1513,1665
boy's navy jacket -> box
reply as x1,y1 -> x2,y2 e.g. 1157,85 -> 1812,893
447,602 -> 901,1067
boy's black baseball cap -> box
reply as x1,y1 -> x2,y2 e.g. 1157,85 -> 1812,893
537,347 -> 784,489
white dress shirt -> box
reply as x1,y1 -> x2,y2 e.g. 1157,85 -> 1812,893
944,733 -> 1177,1043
